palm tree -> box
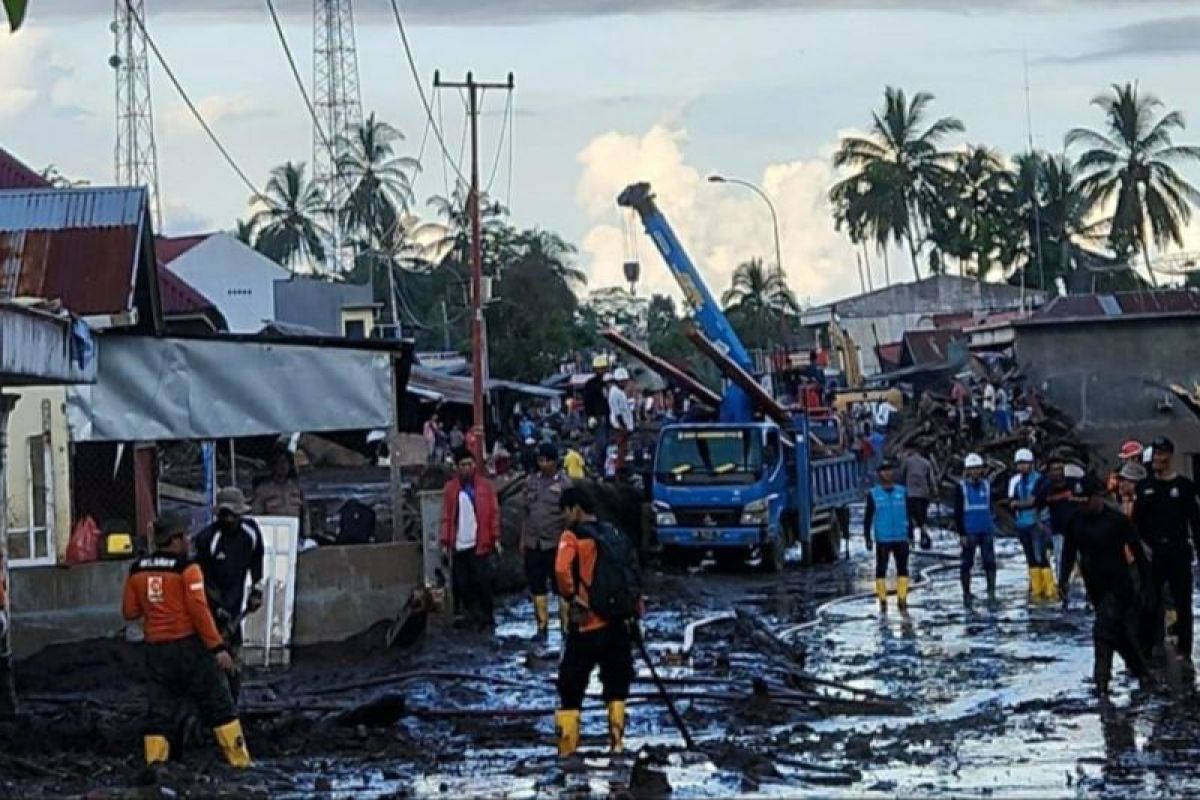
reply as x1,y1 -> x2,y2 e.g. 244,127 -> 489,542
249,162 -> 330,270
427,181 -> 510,274
516,229 -> 587,289
337,113 -> 420,246
1066,83 -> 1200,285
831,87 -> 964,281
233,218 -> 256,245
722,258 -> 799,312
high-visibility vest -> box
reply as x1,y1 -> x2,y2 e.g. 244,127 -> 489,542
961,479 -> 994,535
1010,471 -> 1047,529
870,485 -> 909,543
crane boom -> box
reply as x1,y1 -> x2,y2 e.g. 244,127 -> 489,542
617,181 -> 754,422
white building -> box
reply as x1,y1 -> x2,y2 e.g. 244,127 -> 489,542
160,232 -> 289,333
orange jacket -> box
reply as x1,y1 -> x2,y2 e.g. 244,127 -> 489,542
121,554 -> 226,651
555,527 -> 607,633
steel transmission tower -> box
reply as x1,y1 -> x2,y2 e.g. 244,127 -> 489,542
312,0 -> 363,272
110,0 -> 163,229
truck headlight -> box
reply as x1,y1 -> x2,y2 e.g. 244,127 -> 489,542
741,498 -> 769,526
653,501 -> 676,527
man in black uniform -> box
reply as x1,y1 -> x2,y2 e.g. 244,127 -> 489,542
1133,437 -> 1200,662
581,356 -> 610,471
1060,476 -> 1152,694
193,487 -> 265,700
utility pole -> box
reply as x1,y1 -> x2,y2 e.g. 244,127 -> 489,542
434,71 -> 515,465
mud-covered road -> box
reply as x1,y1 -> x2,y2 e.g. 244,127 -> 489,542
5,521 -> 1200,798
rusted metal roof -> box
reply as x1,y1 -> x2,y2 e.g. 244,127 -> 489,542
902,329 -> 965,367
0,187 -> 160,328
156,233 -> 212,264
0,146 -> 49,190
1022,289 -> 1200,326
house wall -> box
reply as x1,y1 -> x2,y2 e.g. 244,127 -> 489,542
9,541 -> 424,658
1014,318 -> 1200,473
274,277 -> 373,335
5,386 -> 72,565
168,233 -> 288,333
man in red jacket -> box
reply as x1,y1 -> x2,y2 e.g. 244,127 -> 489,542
439,448 -> 500,630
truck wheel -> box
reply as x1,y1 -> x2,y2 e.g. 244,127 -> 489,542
760,538 -> 782,573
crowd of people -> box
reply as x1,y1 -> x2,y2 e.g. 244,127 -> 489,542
865,433 -> 1200,695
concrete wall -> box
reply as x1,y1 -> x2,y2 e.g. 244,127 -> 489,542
292,541 -> 422,646
5,386 -> 72,565
1015,317 -> 1200,473
11,541 -> 424,657
10,560 -> 128,658
169,233 -> 289,333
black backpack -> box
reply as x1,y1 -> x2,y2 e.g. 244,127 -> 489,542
575,521 -> 641,622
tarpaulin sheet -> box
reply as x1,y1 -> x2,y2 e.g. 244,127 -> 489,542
66,335 -> 394,442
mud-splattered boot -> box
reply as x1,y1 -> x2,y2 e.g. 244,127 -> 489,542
875,579 -> 888,613
213,719 -> 251,768
532,595 -> 550,640
897,577 -> 910,612
1027,568 -> 1039,599
607,701 -> 626,754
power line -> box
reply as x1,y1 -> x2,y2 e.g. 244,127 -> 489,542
123,0 -> 263,201
505,90 -> 515,209
386,0 -> 468,186
264,0 -> 334,159
484,89 -> 511,196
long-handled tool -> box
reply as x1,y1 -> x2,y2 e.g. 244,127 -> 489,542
632,625 -> 696,750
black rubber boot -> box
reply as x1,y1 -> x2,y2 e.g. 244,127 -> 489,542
986,570 -> 998,603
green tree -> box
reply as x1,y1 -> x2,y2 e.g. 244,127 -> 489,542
1066,82 -> 1200,285
427,182 -> 511,276
720,258 -> 799,350
831,87 -> 964,281
249,162 -> 329,270
233,218 -> 255,245
338,113 -> 419,248
927,146 -> 1020,278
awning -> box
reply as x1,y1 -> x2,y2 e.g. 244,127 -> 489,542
66,334 -> 406,442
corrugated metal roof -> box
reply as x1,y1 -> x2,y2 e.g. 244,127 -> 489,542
903,329 -> 965,367
0,147 -> 51,190
0,187 -> 145,232
1026,290 -> 1200,324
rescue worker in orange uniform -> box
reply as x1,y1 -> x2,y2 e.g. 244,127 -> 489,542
554,487 -> 640,757
121,513 -> 252,768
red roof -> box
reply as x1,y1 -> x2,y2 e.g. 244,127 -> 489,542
159,265 -> 216,315
155,233 -> 212,264
0,146 -> 49,190
902,329 -> 965,366
1029,290 -> 1200,323
875,342 -> 904,370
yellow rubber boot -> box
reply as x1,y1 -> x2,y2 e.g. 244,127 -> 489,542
1027,568 -> 1039,598
555,709 -> 581,757
897,577 -> 909,611
607,701 -> 626,754
1041,569 -> 1059,601
213,719 -> 252,768
875,579 -> 888,612
533,595 -> 550,635
143,734 -> 170,765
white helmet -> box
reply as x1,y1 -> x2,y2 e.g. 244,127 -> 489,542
613,367 -> 630,382
1014,448 -> 1034,464
964,453 -> 984,469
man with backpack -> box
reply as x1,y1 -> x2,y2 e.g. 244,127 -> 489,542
554,487 -> 642,758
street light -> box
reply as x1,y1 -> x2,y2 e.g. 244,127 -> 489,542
707,174 -> 784,279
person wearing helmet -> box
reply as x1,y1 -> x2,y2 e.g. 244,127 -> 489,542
1008,448 -> 1052,600
1106,440 -> 1145,496
608,367 -> 635,477
863,458 -> 911,612
955,453 -> 997,606
582,355 -> 611,471
1115,461 -> 1146,519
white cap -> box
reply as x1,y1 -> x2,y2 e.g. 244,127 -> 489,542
602,372 -> 615,383
613,367 -> 630,381
1014,448 -> 1034,464
965,453 -> 984,469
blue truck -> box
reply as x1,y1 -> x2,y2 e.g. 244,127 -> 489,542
617,182 -> 864,569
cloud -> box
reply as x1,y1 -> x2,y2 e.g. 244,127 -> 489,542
160,198 -> 215,236
36,0 -> 1188,25
1042,14 -> 1200,63
0,31 -> 77,120
575,124 -> 861,307
162,94 -> 274,135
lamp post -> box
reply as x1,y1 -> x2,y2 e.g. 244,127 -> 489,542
707,175 -> 784,278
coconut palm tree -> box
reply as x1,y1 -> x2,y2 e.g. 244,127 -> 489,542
337,113 -> 420,247
249,162 -> 329,270
516,229 -> 587,289
831,87 -> 964,281
721,257 -> 799,312
233,218 -> 256,245
1066,83 -> 1200,285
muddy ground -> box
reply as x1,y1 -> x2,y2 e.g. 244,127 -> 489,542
4,519 -> 1200,799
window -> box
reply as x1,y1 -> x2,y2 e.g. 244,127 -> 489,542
8,434 -> 54,567
343,319 -> 366,339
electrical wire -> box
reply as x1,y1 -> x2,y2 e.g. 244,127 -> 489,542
264,0 -> 333,158
484,89 -> 512,196
455,88 -> 470,181
436,86 -> 451,201
123,0 -> 263,200
386,0 -> 468,186
505,90 -> 515,209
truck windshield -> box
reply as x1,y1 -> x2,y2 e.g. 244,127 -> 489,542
656,428 -> 764,485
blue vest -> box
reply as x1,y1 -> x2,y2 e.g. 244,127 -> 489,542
870,485 -> 909,543
961,479 -> 993,535
1012,471 -> 1046,529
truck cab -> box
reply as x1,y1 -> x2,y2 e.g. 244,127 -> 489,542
651,422 -> 793,570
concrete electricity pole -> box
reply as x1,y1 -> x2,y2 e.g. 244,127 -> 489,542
433,71 -> 514,465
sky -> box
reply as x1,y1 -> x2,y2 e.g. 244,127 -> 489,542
3,0 -> 1200,304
